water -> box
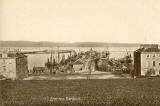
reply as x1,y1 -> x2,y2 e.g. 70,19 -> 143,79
0,47 -> 139,70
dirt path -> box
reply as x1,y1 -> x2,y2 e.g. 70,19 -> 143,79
24,71 -> 131,80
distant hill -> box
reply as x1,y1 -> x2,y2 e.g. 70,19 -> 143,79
0,41 -> 140,47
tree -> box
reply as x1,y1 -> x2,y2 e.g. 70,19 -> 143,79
60,55 -> 65,65
97,59 -> 108,71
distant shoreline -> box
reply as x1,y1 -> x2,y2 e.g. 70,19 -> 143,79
0,41 -> 141,47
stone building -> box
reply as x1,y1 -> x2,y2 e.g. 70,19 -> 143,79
73,59 -> 84,71
134,44 -> 160,76
0,52 -> 28,80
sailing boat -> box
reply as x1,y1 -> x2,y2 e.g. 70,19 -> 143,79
45,49 -> 56,74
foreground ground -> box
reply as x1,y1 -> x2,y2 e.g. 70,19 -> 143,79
1,78 -> 160,106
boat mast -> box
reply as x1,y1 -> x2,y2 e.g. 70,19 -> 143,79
50,48 -> 53,73
57,46 -> 60,63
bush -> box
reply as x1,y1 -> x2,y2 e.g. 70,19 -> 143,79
145,68 -> 155,77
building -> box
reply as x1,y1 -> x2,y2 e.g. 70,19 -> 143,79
134,44 -> 160,76
73,59 -> 84,71
32,67 -> 45,74
0,52 -> 28,80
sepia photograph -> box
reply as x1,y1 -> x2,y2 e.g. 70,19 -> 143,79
0,0 -> 160,105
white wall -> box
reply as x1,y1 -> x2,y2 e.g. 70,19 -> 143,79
0,58 -> 16,79
73,64 -> 83,71
141,52 -> 160,76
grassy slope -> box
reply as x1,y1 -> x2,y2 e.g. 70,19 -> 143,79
1,79 -> 160,106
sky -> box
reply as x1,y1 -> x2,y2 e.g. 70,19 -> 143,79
0,0 -> 160,43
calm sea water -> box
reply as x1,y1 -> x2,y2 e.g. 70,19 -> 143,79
0,47 -> 139,70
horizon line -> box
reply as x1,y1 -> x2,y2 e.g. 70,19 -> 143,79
1,40 -> 159,44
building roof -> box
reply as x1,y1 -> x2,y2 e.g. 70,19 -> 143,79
33,67 -> 45,71
134,48 -> 144,53
142,48 -> 160,52
10,53 -> 27,57
0,53 -> 27,58
135,44 -> 160,53
140,44 -> 158,49
73,58 -> 84,65
135,48 -> 160,53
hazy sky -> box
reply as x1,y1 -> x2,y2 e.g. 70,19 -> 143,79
1,0 -> 160,43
